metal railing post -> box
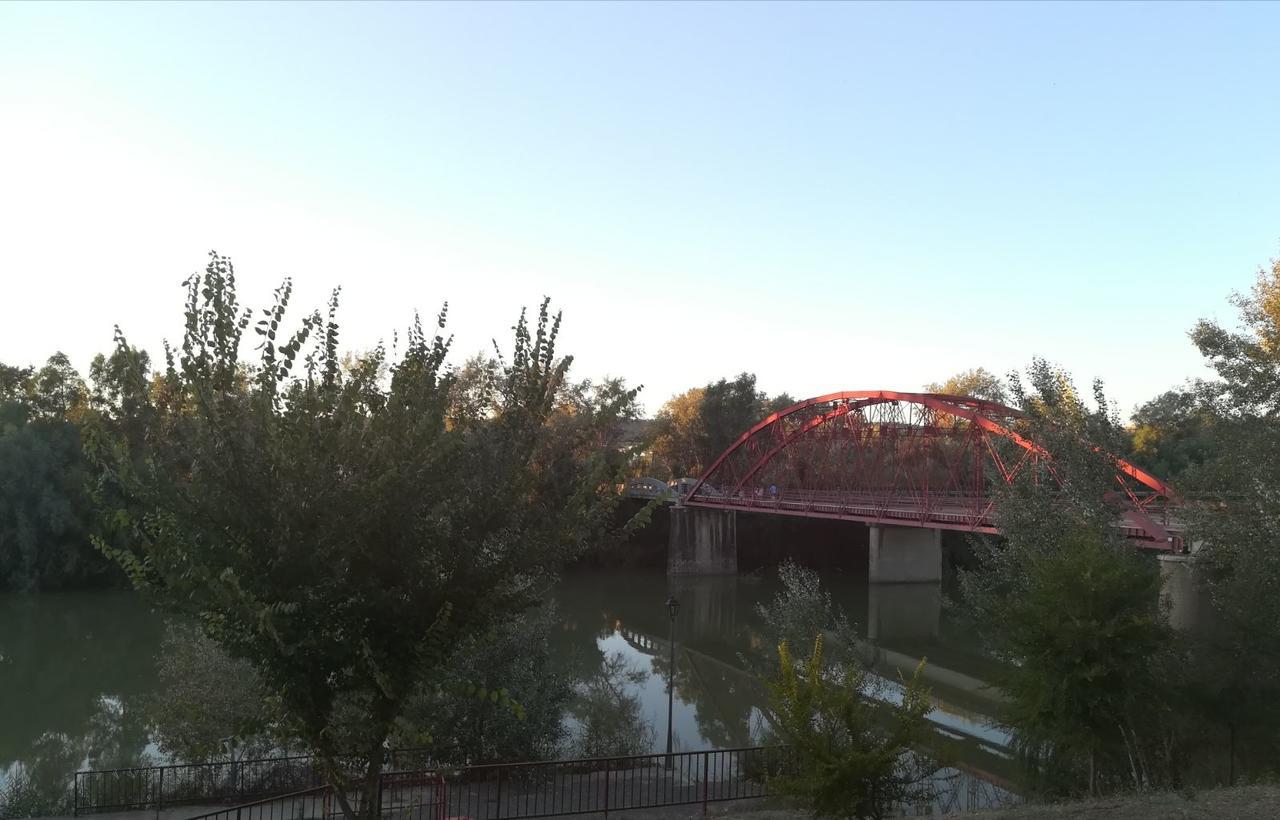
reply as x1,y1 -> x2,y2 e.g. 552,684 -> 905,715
156,767 -> 164,820
73,774 -> 79,817
701,751 -> 709,815
602,758 -> 610,819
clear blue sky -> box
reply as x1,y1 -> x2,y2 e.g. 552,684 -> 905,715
2,1 -> 1277,417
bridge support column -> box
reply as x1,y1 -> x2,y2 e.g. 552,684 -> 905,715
868,582 -> 941,642
668,507 -> 737,575
868,525 -> 942,584
1159,554 -> 1203,631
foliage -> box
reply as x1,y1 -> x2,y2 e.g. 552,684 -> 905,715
0,356 -> 111,591
990,533 -> 1172,794
1182,252 -> 1280,777
649,373 -> 790,479
145,624 -> 274,764
962,361 -> 1178,796
569,651 -> 655,758
755,560 -> 854,663
0,343 -> 161,592
1191,256 -> 1280,415
924,367 -> 1009,404
394,604 -> 573,764
86,253 -> 639,820
0,765 -> 70,820
764,635 -> 936,820
1128,389 -> 1215,483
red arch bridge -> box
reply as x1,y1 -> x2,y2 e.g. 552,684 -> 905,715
666,390 -> 1183,578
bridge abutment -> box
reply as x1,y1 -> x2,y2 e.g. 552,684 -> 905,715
868,525 -> 942,583
668,506 -> 737,575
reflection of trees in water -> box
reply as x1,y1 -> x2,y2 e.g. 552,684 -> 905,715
0,593 -> 162,765
1,696 -> 153,817
553,571 -> 779,754
569,652 -> 654,757
0,592 -> 161,815
648,644 -> 762,751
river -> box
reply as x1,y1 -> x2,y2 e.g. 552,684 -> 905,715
0,566 -> 1015,806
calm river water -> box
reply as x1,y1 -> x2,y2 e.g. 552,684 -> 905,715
0,567 -> 1015,799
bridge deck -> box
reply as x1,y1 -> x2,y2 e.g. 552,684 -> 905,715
686,490 -> 1180,548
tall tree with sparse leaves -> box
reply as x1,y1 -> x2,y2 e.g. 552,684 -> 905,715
86,252 -> 639,820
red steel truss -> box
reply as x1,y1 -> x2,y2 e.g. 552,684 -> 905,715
684,391 -> 1183,552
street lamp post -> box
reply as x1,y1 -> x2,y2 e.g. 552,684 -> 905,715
665,595 -> 681,763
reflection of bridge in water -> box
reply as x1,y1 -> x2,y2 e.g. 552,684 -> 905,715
607,574 -> 1019,808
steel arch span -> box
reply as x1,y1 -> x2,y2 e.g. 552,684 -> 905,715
683,391 -> 1183,551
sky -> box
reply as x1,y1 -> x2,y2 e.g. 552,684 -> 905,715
1,2 -> 1277,417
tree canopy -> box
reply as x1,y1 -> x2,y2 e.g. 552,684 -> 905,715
924,367 -> 1008,405
648,372 -> 791,478
87,253 -> 640,818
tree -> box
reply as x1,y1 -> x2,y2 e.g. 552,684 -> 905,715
764,635 -> 935,820
754,560 -> 853,663
700,373 -> 768,462
961,361 -> 1177,796
1128,389 -> 1215,483
649,373 -> 790,479
1183,252 -> 1280,777
0,356 -> 111,591
146,624 -> 273,764
87,253 -> 638,820
1191,255 -> 1280,415
649,386 -> 706,478
924,367 -> 1008,405
394,605 -> 573,764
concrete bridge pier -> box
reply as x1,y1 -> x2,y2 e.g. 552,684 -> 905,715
868,525 -> 942,583
1158,553 -> 1204,631
868,582 -> 942,641
668,506 -> 737,575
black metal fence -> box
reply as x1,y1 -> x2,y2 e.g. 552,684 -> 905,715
182,747 -> 789,820
72,749 -> 437,816
77,746 -> 1016,820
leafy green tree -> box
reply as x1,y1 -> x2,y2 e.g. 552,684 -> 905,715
755,560 -> 854,663
87,253 -> 638,820
962,361 -> 1177,796
394,605 -> 573,764
146,624 -> 274,764
924,367 -> 1008,404
763,392 -> 797,416
0,356 -> 111,591
1127,389 -> 1215,482
1182,253 -> 1280,778
649,373 -> 789,478
650,386 -> 706,478
764,635 -> 935,820
699,373 -> 769,462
